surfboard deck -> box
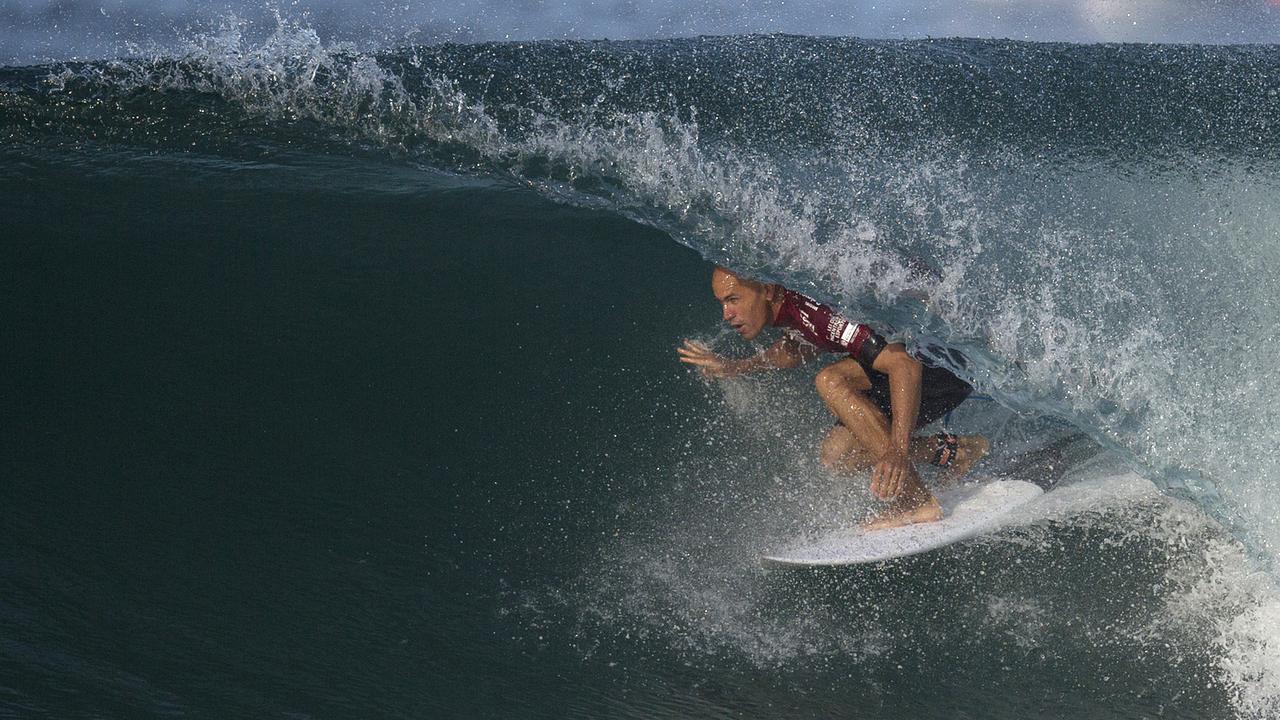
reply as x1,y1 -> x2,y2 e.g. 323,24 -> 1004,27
761,479 -> 1044,568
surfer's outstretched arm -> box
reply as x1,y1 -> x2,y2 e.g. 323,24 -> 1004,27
677,337 -> 808,378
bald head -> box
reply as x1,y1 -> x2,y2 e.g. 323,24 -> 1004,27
711,266 -> 760,290
710,266 -> 779,340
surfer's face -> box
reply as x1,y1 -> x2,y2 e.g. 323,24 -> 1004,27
712,268 -> 772,341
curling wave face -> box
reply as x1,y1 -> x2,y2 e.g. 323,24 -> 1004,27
4,27 -> 1280,717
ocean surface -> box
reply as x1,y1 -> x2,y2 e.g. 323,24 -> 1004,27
3,28 -> 1280,719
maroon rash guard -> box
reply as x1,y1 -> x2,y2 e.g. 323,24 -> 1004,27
771,288 -> 886,368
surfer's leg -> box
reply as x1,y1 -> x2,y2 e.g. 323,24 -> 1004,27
819,425 -> 876,472
929,432 -> 990,485
819,422 -> 967,474
815,360 -> 941,527
824,423 -> 987,478
861,434 -> 989,529
905,367 -> 991,481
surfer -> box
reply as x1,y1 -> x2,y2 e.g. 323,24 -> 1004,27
678,267 -> 989,529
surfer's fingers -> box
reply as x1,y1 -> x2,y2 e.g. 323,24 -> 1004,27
870,466 -> 887,498
875,465 -> 901,499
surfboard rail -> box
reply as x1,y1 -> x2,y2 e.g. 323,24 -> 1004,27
761,480 -> 1044,568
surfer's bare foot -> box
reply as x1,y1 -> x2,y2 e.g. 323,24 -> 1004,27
939,435 -> 990,485
862,495 -> 943,531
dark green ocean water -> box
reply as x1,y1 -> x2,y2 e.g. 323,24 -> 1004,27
4,34 -> 1280,719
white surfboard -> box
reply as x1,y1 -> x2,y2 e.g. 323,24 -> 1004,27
761,480 -> 1044,568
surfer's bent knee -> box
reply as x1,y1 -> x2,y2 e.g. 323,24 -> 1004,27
814,359 -> 871,399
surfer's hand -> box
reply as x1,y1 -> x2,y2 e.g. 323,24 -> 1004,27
677,340 -> 734,378
871,452 -> 916,499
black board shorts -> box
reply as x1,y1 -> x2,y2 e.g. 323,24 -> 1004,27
842,363 -> 973,430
